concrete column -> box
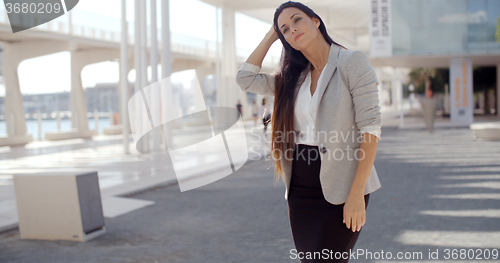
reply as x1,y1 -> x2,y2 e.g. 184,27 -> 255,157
70,49 -> 120,132
68,8 -> 73,35
3,45 -> 27,141
150,0 -> 161,151
161,0 -> 174,148
69,52 -> 88,131
1,40 -> 70,146
218,5 -> 245,124
215,2 -> 221,106
126,57 -> 134,100
390,68 -> 399,111
120,0 -> 130,154
133,0 -> 146,153
150,0 -> 159,84
373,68 -> 384,108
450,58 -> 473,124
194,67 -> 214,126
140,0 -> 150,153
391,67 -> 403,127
140,0 -> 148,88
134,0 -> 142,94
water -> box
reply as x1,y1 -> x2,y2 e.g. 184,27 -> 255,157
0,118 -> 113,140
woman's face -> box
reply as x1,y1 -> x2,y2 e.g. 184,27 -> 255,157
277,7 -> 321,51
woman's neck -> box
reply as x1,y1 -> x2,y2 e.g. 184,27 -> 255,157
300,37 -> 331,72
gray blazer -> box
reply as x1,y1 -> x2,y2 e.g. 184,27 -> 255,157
235,43 -> 382,205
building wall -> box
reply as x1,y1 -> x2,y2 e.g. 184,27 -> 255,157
392,0 -> 500,56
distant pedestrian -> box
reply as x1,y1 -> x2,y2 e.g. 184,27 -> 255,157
251,100 -> 259,126
113,112 -> 120,125
425,76 -> 433,98
236,99 -> 243,119
259,98 -> 271,134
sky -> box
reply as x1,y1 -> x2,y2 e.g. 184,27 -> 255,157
2,0 -> 283,96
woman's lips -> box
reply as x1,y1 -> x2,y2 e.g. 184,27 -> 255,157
294,33 -> 304,41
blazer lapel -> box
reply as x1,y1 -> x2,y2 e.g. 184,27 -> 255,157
293,63 -> 312,99
293,44 -> 341,107
316,43 -> 340,104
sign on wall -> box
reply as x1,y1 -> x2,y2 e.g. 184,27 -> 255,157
450,58 -> 473,124
369,0 -> 392,57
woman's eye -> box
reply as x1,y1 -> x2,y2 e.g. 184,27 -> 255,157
295,17 -> 301,22
283,28 -> 288,33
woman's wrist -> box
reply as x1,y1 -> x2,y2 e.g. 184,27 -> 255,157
348,186 -> 365,197
264,27 -> 279,44
262,34 -> 277,47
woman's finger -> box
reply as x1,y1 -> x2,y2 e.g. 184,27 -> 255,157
350,215 -> 355,230
357,212 -> 367,231
343,207 -> 347,227
344,213 -> 351,229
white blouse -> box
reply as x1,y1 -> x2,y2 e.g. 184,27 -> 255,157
293,63 -> 328,146
294,64 -> 381,146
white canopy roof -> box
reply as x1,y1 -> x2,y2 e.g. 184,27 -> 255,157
201,0 -> 372,53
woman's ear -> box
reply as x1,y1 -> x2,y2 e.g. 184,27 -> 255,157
313,17 -> 320,28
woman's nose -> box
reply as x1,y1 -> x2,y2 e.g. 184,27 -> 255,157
292,27 -> 298,33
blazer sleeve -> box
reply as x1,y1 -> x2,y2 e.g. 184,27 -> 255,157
235,62 -> 276,97
347,50 -> 382,141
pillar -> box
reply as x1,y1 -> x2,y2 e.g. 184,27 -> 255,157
149,0 -> 161,151
450,58 -> 473,124
390,68 -> 399,110
120,0 -> 130,154
391,67 -> 403,127
217,4 -> 247,124
161,0 -> 174,148
2,44 -> 27,138
2,40 -> 69,145
140,0 -> 150,153
70,49 -> 119,132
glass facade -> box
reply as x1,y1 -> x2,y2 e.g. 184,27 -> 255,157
392,0 -> 500,56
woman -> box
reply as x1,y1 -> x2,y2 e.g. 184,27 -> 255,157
258,98 -> 272,134
236,99 -> 243,119
252,100 -> 259,126
236,1 -> 382,262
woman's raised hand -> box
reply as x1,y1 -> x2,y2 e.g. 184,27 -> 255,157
266,24 -> 279,43
245,24 -> 279,68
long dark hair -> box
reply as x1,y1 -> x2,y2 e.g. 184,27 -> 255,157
270,1 -> 347,183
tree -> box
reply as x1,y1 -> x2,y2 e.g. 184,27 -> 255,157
408,68 -> 448,95
408,68 -> 435,95
409,66 -> 495,95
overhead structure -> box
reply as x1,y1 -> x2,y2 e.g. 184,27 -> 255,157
201,0 -> 373,53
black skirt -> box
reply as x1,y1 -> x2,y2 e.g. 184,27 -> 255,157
287,144 -> 370,263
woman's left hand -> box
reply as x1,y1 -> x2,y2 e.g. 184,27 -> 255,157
343,193 -> 366,232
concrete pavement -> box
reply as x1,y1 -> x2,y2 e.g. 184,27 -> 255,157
0,120 -> 271,232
